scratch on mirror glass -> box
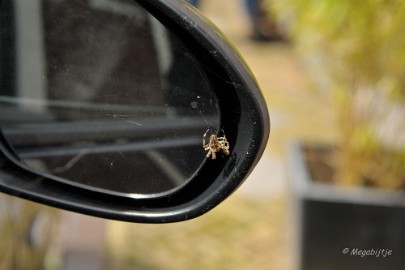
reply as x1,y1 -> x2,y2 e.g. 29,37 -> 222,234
126,120 -> 143,126
52,150 -> 88,173
106,113 -> 136,118
146,150 -> 184,186
116,151 -> 126,159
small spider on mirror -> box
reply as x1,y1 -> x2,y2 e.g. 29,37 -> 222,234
203,129 -> 230,159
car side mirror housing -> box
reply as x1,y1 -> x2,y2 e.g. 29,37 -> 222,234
0,0 -> 269,223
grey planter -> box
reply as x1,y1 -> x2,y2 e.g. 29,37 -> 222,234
287,141 -> 405,270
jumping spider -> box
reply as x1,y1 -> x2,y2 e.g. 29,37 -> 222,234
203,129 -> 230,160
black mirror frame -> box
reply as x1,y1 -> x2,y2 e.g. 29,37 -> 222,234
0,0 -> 270,223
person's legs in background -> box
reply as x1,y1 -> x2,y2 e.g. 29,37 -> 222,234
188,0 -> 199,7
245,0 -> 282,41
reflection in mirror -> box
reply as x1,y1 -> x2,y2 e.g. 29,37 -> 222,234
0,0 -> 220,195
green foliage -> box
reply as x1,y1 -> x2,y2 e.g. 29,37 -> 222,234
273,0 -> 405,188
275,0 -> 405,85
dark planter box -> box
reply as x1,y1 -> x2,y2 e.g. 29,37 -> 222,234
287,141 -> 405,270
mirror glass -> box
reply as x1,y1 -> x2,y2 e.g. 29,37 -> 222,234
0,0 -> 220,195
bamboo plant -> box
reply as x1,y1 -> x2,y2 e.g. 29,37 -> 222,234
272,0 -> 405,188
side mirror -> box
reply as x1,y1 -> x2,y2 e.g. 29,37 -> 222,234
0,0 -> 269,223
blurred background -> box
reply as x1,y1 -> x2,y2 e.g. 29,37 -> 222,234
99,0 -> 337,269
3,0 -> 405,269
